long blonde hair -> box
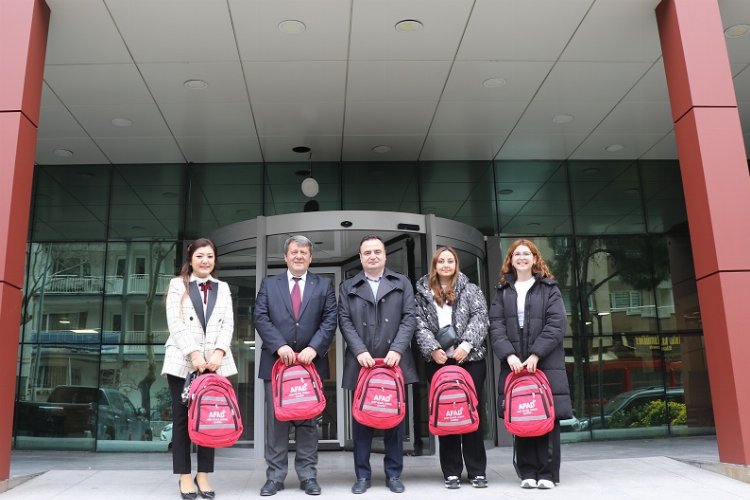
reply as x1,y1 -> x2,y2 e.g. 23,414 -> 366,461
499,239 -> 554,285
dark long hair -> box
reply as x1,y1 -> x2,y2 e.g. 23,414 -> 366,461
429,246 -> 460,307
499,239 -> 554,285
179,237 -> 219,290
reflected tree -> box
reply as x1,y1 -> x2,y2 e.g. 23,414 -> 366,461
137,241 -> 176,421
550,236 -> 670,416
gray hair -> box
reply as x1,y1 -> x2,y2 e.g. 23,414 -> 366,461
284,235 -> 313,254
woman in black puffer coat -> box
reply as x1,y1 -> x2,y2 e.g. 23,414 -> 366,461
489,239 -> 571,490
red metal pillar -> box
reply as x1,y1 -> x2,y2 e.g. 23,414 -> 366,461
0,0 -> 49,483
656,0 -> 750,465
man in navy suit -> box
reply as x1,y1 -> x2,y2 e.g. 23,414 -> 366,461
255,235 -> 337,496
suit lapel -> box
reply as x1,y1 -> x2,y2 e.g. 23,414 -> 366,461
205,281 -> 218,324
188,281 -> 207,330
298,273 -> 316,317
276,274 -> 295,318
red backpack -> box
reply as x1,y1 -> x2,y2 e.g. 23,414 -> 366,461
428,365 -> 480,436
352,359 -> 406,429
187,373 -> 243,447
271,355 -> 327,421
503,368 -> 555,437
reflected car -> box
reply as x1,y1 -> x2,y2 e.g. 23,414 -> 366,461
559,412 -> 584,432
581,386 -> 684,430
161,423 -> 173,449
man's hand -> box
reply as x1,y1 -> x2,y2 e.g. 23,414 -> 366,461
297,346 -> 317,364
356,351 -> 375,368
277,345 -> 295,366
383,350 -> 401,367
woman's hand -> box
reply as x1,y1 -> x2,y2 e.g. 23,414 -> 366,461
190,352 -> 207,373
507,354 -> 524,374
453,345 -> 469,364
206,349 -> 225,372
431,348 -> 447,365
524,354 -> 539,373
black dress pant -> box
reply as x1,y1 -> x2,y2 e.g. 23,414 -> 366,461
426,359 -> 487,479
514,421 -> 561,483
168,374 -> 215,474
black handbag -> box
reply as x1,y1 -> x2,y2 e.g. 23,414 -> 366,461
435,325 -> 458,349
181,371 -> 200,406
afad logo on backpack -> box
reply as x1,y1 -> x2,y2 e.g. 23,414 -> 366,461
353,360 -> 406,430
503,368 -> 555,438
187,373 -> 244,448
271,356 -> 327,421
428,365 -> 479,436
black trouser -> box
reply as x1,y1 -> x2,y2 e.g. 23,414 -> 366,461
426,359 -> 487,480
514,421 -> 561,483
168,374 -> 215,475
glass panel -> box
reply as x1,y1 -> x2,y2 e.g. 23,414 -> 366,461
109,164 -> 183,239
14,345 -> 100,450
342,162 -> 418,213
22,242 -> 106,344
495,161 -> 570,235
31,166 -> 111,241
670,334 -> 714,436
420,161 -> 497,234
569,161 -> 644,235
186,163 -> 264,237
641,160 -> 686,233
265,162 -> 341,215
97,346 -> 165,450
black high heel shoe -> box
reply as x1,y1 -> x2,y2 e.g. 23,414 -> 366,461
179,479 -> 197,500
194,476 -> 216,499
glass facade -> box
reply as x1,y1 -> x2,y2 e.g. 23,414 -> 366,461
15,160 -> 713,451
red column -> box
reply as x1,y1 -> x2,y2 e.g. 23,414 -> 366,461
656,0 -> 750,465
0,0 -> 49,482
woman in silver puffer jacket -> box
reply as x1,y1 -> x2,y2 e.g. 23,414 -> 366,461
415,246 -> 489,490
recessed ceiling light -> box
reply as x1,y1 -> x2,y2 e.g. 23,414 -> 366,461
725,24 -> 750,38
111,117 -> 132,127
278,20 -> 306,34
183,79 -> 208,90
53,149 -> 74,157
162,191 -> 177,198
552,114 -> 574,124
624,188 -> 639,195
584,167 -> 599,175
605,144 -> 624,152
395,19 -> 423,32
482,77 -> 507,88
293,146 -> 311,153
77,172 -> 94,178
371,145 -> 391,154
527,222 -> 541,227
295,169 -> 312,177
498,189 -> 514,195
131,225 -> 145,230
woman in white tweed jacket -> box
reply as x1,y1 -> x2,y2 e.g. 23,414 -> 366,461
162,237 -> 237,499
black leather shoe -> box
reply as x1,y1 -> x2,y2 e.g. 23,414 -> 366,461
194,476 -> 215,499
179,480 -> 197,500
260,480 -> 284,496
386,477 -> 405,493
300,478 -> 321,495
351,478 -> 371,494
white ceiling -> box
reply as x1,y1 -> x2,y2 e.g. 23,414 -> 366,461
36,0 -> 750,165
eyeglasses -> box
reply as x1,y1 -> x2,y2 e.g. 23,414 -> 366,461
512,251 -> 533,257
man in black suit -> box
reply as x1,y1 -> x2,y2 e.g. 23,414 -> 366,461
255,235 -> 337,496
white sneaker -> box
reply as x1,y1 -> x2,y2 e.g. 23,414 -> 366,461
520,479 -> 537,489
537,479 -> 555,489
